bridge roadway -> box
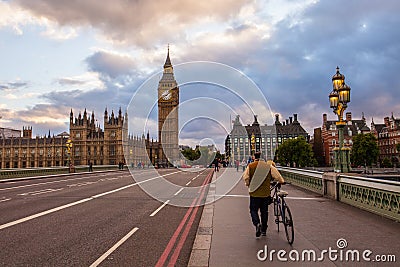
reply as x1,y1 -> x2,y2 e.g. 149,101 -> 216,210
0,168 -> 213,266
190,168 -> 399,267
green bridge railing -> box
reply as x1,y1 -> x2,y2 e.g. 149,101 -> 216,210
278,167 -> 400,222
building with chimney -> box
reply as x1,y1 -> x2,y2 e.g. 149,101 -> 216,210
225,113 -> 309,163
321,112 -> 370,166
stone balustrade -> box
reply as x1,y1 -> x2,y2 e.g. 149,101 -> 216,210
278,167 -> 400,222
0,165 -> 125,181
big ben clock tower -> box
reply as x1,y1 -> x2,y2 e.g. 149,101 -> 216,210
158,47 -> 179,166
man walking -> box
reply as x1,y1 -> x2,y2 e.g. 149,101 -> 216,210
242,152 -> 284,238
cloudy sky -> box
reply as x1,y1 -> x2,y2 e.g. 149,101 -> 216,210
0,0 -> 399,151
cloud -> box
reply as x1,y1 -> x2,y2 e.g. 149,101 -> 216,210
14,0 -> 250,46
0,1 -> 79,40
0,104 -> 69,136
56,72 -> 104,89
85,51 -> 135,79
0,81 -> 28,91
58,78 -> 86,86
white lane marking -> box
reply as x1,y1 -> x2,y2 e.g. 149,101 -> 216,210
185,181 -> 191,186
0,198 -> 91,230
214,194 -> 323,200
0,175 -> 107,191
0,171 -> 181,230
67,181 -> 97,187
285,197 -> 323,200
89,227 -> 139,267
18,188 -> 64,196
31,188 -> 64,196
174,188 -> 184,196
0,198 -> 11,203
150,200 -> 170,217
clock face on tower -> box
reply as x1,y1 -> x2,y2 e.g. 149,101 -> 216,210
161,90 -> 172,101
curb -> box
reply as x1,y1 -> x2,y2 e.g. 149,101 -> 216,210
188,171 -> 217,267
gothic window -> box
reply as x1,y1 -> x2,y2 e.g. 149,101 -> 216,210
110,145 -> 116,156
0,150 -> 2,156
111,131 -> 116,138
23,149 -> 27,158
14,149 -> 18,157
47,148 -> 51,158
76,132 -> 81,138
75,147 -> 80,156
31,149 -> 35,155
56,148 -> 61,157
39,149 -> 44,156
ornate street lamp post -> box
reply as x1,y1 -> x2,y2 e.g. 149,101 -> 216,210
65,139 -> 73,173
329,67 -> 351,173
251,132 -> 256,155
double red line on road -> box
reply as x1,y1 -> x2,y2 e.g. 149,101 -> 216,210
155,169 -> 214,267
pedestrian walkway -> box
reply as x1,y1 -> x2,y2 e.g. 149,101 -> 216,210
189,168 -> 399,267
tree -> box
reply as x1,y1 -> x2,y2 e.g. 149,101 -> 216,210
181,148 -> 200,161
275,136 -> 317,167
351,133 -> 379,167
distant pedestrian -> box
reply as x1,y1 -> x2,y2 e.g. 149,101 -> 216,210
88,161 -> 93,172
235,160 -> 239,172
241,159 -> 247,171
213,158 -> 219,172
242,152 -> 284,238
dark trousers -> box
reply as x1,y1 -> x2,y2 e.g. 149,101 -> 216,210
249,196 -> 270,232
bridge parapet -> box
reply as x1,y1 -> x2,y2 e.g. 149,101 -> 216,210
0,165 -> 126,181
278,167 -> 400,222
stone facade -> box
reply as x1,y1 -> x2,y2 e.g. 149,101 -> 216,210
225,113 -> 309,164
0,131 -> 68,169
157,47 -> 180,166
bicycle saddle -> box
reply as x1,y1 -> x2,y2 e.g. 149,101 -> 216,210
277,190 -> 288,197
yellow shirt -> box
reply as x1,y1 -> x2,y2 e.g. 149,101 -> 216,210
242,160 -> 284,197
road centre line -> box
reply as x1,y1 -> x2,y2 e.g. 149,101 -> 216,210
0,198 -> 11,203
185,181 -> 191,186
174,188 -> 184,196
18,188 -> 64,196
150,200 -> 170,217
0,171 -> 180,231
0,169 -> 150,191
89,227 -> 139,267
0,175 -> 108,191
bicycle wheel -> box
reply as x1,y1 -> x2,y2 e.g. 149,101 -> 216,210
283,204 -> 294,244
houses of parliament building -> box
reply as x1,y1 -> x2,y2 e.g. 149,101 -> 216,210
0,49 -> 179,169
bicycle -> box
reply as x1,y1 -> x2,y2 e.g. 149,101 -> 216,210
271,181 -> 294,244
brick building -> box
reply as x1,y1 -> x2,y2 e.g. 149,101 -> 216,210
321,112 -> 370,166
371,114 -> 400,166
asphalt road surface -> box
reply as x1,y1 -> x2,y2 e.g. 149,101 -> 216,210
0,168 -> 213,266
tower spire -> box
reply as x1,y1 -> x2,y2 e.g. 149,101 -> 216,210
164,44 -> 172,69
